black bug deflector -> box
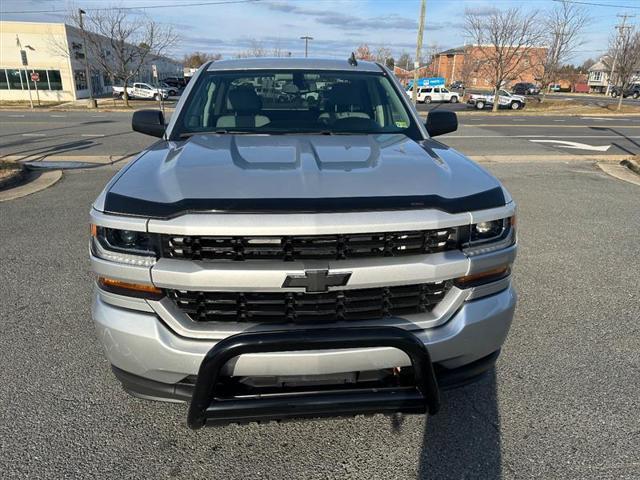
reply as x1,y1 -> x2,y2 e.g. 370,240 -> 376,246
187,326 -> 440,429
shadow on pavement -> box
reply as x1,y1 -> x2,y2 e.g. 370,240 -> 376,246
417,370 -> 501,479
590,126 -> 640,156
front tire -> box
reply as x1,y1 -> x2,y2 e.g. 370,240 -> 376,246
476,101 -> 485,110
511,101 -> 521,110
611,91 -> 618,98
450,96 -> 458,103
424,96 -> 432,104
154,93 -> 161,101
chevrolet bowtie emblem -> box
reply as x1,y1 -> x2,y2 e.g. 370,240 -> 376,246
283,270 -> 352,293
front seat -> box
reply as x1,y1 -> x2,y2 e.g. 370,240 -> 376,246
216,85 -> 270,128
318,83 -> 371,125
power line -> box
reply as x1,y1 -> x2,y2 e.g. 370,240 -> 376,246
1,0 -> 259,15
552,0 -> 640,10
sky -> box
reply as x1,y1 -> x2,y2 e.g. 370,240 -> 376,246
1,0 -> 637,64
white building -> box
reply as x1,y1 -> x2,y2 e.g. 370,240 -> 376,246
0,21 -> 183,102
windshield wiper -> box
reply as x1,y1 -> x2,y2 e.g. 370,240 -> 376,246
179,129 -> 255,138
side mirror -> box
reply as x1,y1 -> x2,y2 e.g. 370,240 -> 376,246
132,109 -> 165,138
425,111 -> 458,137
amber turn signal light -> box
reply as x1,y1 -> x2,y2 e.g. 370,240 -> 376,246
97,276 -> 163,298
455,266 -> 510,288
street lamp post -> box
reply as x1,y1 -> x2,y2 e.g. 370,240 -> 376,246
300,36 -> 313,58
16,35 -> 34,109
78,8 -> 96,108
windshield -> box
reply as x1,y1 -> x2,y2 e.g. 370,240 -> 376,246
172,70 -> 419,139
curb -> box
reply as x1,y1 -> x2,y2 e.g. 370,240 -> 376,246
2,153 -> 139,165
620,158 -> 640,175
597,161 -> 640,187
0,169 -> 63,202
469,154 -> 630,163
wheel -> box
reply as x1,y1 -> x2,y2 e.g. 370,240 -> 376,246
475,101 -> 485,110
633,92 -> 639,99
425,96 -> 432,104
611,91 -> 618,98
117,92 -> 124,99
450,96 -> 458,103
154,93 -> 161,101
511,101 -> 521,110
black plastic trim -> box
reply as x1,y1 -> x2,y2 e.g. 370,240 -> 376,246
111,349 -> 500,407
104,187 -> 505,218
187,327 -> 440,429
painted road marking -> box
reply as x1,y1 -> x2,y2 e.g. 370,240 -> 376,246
91,115 -> 106,118
22,133 -> 46,137
554,119 -> 566,122
8,114 -> 25,118
461,124 -> 640,128
447,134 -> 640,138
80,134 -> 105,137
529,140 -> 611,152
50,115 -> 66,118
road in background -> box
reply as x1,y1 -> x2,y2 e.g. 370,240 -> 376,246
2,110 -> 640,160
1,160 -> 638,479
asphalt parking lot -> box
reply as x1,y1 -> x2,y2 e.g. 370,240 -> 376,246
1,159 -> 638,479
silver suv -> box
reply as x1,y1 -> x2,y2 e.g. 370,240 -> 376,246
90,58 -> 517,429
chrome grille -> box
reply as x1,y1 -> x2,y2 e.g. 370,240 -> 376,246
167,281 -> 451,324
161,228 -> 457,261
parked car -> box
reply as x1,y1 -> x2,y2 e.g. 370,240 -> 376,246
160,82 -> 180,96
449,81 -> 464,90
90,57 -> 517,428
468,89 -> 526,110
512,83 -> 540,95
611,84 -> 640,99
548,84 -> 562,92
162,76 -> 188,88
407,86 -> 460,103
112,82 -> 169,100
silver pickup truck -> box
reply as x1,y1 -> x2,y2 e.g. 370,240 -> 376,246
90,57 -> 517,428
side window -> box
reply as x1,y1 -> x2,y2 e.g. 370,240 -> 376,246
434,87 -> 440,93
441,88 -> 449,93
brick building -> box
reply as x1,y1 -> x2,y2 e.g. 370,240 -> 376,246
433,45 -> 547,89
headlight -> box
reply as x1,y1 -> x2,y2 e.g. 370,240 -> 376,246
90,225 -> 158,267
463,216 -> 516,256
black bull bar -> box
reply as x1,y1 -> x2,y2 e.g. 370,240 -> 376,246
187,326 -> 440,429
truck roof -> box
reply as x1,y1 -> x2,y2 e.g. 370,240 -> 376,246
206,57 -> 383,73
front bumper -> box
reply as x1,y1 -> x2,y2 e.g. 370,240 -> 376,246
92,282 -> 516,387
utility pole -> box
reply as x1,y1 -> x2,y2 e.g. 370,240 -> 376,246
606,13 -> 634,96
300,36 -> 313,58
78,8 -> 96,108
412,0 -> 426,105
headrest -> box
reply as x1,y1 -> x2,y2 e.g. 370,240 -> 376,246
228,86 -> 262,114
326,83 -> 361,107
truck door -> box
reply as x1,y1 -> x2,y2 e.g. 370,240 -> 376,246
432,87 -> 444,102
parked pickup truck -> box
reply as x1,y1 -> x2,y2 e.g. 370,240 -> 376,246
112,82 -> 169,100
467,89 -> 526,110
407,86 -> 460,103
90,57 -> 517,428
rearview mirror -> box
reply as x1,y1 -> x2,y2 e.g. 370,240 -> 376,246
425,111 -> 458,137
132,110 -> 165,138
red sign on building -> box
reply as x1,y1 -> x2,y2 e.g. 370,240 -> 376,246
30,72 -> 39,82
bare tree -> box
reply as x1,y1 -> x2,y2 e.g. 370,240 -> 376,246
235,40 -> 267,58
183,51 -> 221,68
539,0 -> 589,102
458,45 -> 482,96
374,45 -> 392,64
465,8 -> 544,111
67,8 -> 178,107
355,44 -> 374,61
397,51 -> 413,71
609,25 -> 640,111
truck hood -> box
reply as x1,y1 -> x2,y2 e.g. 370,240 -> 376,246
104,133 -> 505,218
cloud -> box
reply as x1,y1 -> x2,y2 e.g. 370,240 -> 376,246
464,6 -> 497,17
262,1 -> 416,31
